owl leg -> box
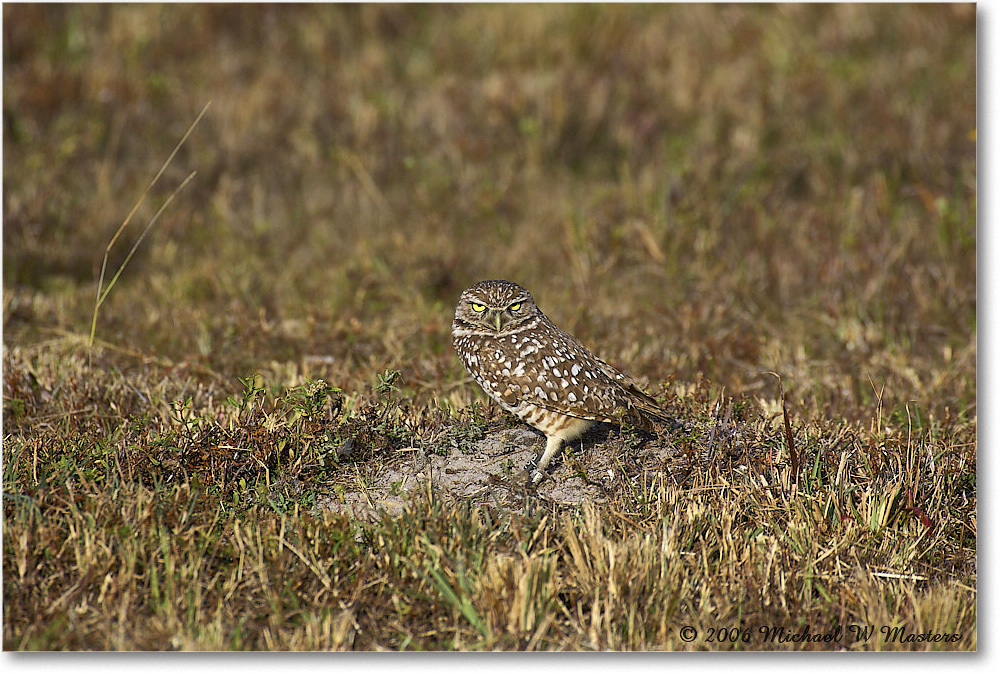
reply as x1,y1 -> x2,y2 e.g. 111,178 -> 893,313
530,435 -> 564,485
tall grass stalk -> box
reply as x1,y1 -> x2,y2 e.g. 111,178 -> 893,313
88,101 -> 211,348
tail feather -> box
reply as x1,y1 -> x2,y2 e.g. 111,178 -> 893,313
624,383 -> 679,431
594,355 -> 679,430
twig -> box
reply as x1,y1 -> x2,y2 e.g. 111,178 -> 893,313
870,570 -> 928,582
782,393 -> 798,479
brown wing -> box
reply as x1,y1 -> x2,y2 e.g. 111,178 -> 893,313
489,318 -> 671,429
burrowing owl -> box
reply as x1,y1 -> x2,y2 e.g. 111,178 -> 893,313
452,279 -> 673,484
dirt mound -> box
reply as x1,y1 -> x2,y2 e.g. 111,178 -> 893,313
319,425 -> 688,519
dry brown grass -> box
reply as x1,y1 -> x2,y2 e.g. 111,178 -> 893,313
2,4 -> 975,650
1,338 -> 976,650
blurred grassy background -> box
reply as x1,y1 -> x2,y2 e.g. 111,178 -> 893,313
3,3 -> 976,421
1,4 -> 978,652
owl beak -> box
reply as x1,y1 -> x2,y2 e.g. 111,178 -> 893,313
493,312 -> 503,332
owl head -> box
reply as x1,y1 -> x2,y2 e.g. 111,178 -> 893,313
453,279 -> 539,334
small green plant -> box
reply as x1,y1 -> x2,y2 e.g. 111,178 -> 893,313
374,369 -> 402,400
285,379 -> 340,420
227,375 -> 267,423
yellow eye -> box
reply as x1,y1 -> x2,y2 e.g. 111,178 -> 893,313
508,303 -> 522,312
471,303 -> 486,312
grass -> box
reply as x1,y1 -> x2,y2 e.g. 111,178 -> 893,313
88,101 -> 209,348
2,3 -> 976,651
